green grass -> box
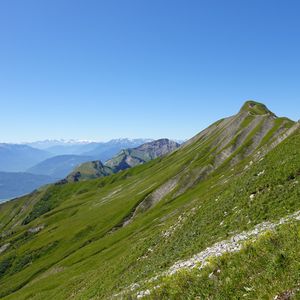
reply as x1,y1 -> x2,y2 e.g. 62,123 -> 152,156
240,100 -> 274,116
0,107 -> 299,299
145,222 -> 300,299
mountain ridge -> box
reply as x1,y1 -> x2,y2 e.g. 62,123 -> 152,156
66,138 -> 180,182
0,101 -> 299,299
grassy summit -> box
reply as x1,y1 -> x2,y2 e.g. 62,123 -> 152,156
240,100 -> 275,116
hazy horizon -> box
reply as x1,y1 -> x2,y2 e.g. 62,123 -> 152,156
2,137 -> 182,144
2,99 -> 298,144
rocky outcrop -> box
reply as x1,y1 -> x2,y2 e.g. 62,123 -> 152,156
0,243 -> 10,254
28,224 -> 44,234
105,139 -> 180,172
135,178 -> 178,213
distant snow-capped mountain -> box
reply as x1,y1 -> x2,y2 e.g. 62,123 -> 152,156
23,138 -> 154,157
25,139 -> 95,149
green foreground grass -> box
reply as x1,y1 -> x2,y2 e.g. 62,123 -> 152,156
146,222 -> 300,299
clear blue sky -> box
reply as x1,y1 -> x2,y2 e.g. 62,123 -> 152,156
0,0 -> 300,142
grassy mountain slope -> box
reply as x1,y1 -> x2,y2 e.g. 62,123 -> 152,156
0,101 -> 299,299
144,221 -> 300,299
66,160 -> 113,182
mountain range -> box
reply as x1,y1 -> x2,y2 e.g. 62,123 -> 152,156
0,172 -> 55,200
0,144 -> 51,172
27,155 -> 94,179
0,139 -> 154,201
80,138 -> 154,161
67,139 -> 180,182
0,101 -> 300,299
26,138 -> 153,157
105,138 -> 180,172
25,139 -> 94,150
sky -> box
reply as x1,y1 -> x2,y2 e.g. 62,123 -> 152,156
0,0 -> 300,142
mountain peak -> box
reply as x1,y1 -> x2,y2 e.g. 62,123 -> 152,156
239,100 -> 275,116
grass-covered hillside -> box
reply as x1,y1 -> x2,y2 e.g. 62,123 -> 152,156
66,160 -> 113,182
0,101 -> 299,299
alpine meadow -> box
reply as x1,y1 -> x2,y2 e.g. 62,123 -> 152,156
1,101 -> 300,299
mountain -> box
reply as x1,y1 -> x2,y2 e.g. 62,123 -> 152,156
0,101 -> 300,299
26,138 -> 153,157
27,155 -> 94,179
26,140 -> 100,156
81,138 -> 153,161
0,172 -> 55,201
26,139 -> 94,150
66,160 -> 113,182
67,139 -> 180,181
0,144 -> 52,172
42,143 -> 99,156
105,138 -> 180,172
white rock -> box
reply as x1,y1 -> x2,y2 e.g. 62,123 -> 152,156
249,194 -> 255,200
257,170 -> 265,176
0,243 -> 10,254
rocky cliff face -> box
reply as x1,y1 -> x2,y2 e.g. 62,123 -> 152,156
134,138 -> 180,156
105,138 -> 180,172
